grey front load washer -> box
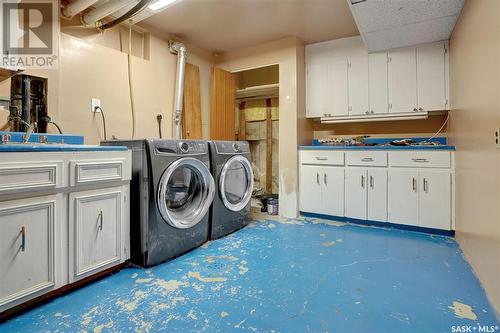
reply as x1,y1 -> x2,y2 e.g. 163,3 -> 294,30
101,139 -> 215,267
209,141 -> 253,240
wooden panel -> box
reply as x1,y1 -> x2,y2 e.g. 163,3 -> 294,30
266,99 -> 272,193
183,63 -> 203,139
345,151 -> 388,167
238,102 -> 246,141
210,67 -> 236,140
70,160 -> 125,186
300,150 -> 345,166
0,163 -> 59,193
388,151 -> 451,168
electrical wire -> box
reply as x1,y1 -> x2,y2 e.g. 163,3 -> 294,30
49,121 -> 63,134
95,106 -> 107,140
98,0 -> 152,31
127,22 -> 136,138
425,111 -> 450,143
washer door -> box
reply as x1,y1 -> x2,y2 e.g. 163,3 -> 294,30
219,155 -> 254,212
157,157 -> 215,229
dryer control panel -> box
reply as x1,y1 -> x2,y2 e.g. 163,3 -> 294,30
215,141 -> 250,154
153,140 -> 208,155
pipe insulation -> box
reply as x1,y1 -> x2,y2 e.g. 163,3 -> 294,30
170,41 -> 187,140
62,0 -> 100,18
82,0 -> 136,26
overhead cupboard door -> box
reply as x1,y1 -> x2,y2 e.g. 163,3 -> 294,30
158,158 -> 215,229
417,43 -> 447,111
219,155 -> 254,212
388,48 -> 417,113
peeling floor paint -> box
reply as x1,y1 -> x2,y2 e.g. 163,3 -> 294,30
1,215 -> 499,333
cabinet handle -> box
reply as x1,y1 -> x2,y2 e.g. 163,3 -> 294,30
324,173 -> 327,185
315,157 -> 328,161
20,226 -> 26,252
412,158 -> 429,163
419,107 -> 424,111
423,178 -> 428,193
98,211 -> 103,231
412,177 -> 417,192
361,175 -> 365,188
316,173 -> 320,185
413,107 -> 418,112
361,157 -> 374,162
370,175 -> 374,189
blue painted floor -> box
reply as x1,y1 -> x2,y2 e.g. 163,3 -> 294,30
1,214 -> 499,333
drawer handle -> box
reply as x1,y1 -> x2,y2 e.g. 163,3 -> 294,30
361,157 -> 374,162
98,211 -> 103,231
315,157 -> 328,161
412,158 -> 429,163
20,226 -> 26,252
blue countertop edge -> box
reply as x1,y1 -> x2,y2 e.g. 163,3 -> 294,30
0,144 -> 128,152
299,145 -> 456,151
0,131 -> 84,145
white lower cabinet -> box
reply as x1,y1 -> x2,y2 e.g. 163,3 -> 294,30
388,169 -> 452,230
0,196 -> 60,312
300,165 -> 344,216
345,168 -> 387,222
69,187 -> 123,283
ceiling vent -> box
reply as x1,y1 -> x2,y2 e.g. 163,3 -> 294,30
348,0 -> 464,52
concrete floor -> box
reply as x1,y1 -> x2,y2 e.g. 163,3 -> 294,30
1,214 -> 499,333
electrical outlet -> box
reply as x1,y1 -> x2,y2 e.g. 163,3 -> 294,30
91,98 -> 101,113
495,126 -> 500,149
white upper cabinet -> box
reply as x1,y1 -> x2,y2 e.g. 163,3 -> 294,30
388,48 -> 417,113
329,58 -> 349,117
368,53 -> 388,114
417,43 -> 447,111
306,59 -> 329,118
348,51 -> 369,115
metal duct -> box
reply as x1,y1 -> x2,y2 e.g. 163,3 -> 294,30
62,0 -> 100,19
82,0 -> 136,26
169,41 -> 187,140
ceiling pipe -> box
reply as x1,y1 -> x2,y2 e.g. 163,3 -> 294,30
169,41 -> 187,140
81,0 -> 136,26
62,0 -> 100,19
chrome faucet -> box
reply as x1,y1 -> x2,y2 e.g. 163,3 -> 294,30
22,121 -> 37,143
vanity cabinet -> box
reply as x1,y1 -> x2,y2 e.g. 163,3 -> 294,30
0,151 -> 131,314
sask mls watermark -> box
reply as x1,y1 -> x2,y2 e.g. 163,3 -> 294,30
1,0 -> 59,69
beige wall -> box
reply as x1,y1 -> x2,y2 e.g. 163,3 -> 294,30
216,37 -> 313,218
448,0 -> 500,311
1,23 -> 214,142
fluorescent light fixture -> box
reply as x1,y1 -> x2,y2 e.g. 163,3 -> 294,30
320,112 -> 428,124
149,0 -> 179,11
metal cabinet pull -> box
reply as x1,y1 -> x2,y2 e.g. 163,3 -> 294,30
20,226 -> 26,252
315,157 -> 328,161
324,173 -> 327,185
412,158 -> 429,163
370,175 -> 374,188
361,175 -> 365,188
423,178 -> 428,192
361,157 -> 374,162
98,211 -> 103,231
316,173 -> 320,185
412,177 -> 417,192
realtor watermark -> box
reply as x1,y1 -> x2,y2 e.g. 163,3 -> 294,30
1,0 -> 59,69
451,325 -> 499,332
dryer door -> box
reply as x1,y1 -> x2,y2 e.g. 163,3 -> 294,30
157,157 -> 215,229
219,155 -> 254,212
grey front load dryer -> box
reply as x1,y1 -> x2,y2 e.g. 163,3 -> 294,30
209,141 -> 254,240
101,139 -> 215,267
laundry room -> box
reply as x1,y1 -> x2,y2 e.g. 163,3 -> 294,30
0,0 -> 499,332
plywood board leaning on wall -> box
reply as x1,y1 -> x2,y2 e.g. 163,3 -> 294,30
210,67 -> 236,140
183,63 -> 202,139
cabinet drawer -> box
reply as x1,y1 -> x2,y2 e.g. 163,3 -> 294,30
300,151 -> 344,166
70,160 -> 125,186
388,151 -> 451,168
346,151 -> 388,167
0,163 -> 60,193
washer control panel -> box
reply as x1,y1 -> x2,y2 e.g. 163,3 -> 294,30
215,141 -> 250,154
153,140 -> 208,155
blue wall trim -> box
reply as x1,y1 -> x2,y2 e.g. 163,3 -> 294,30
300,212 -> 455,237
0,131 -> 84,144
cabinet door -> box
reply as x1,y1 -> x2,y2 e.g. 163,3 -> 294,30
329,58 -> 349,116
368,169 -> 387,222
388,48 -> 417,113
419,171 -> 451,230
306,60 -> 329,118
388,169 -> 419,226
69,188 -> 122,282
321,167 -> 345,217
368,53 -> 389,114
299,165 -> 323,214
348,53 -> 369,115
417,43 -> 447,111
0,196 -> 57,311
345,168 -> 367,220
